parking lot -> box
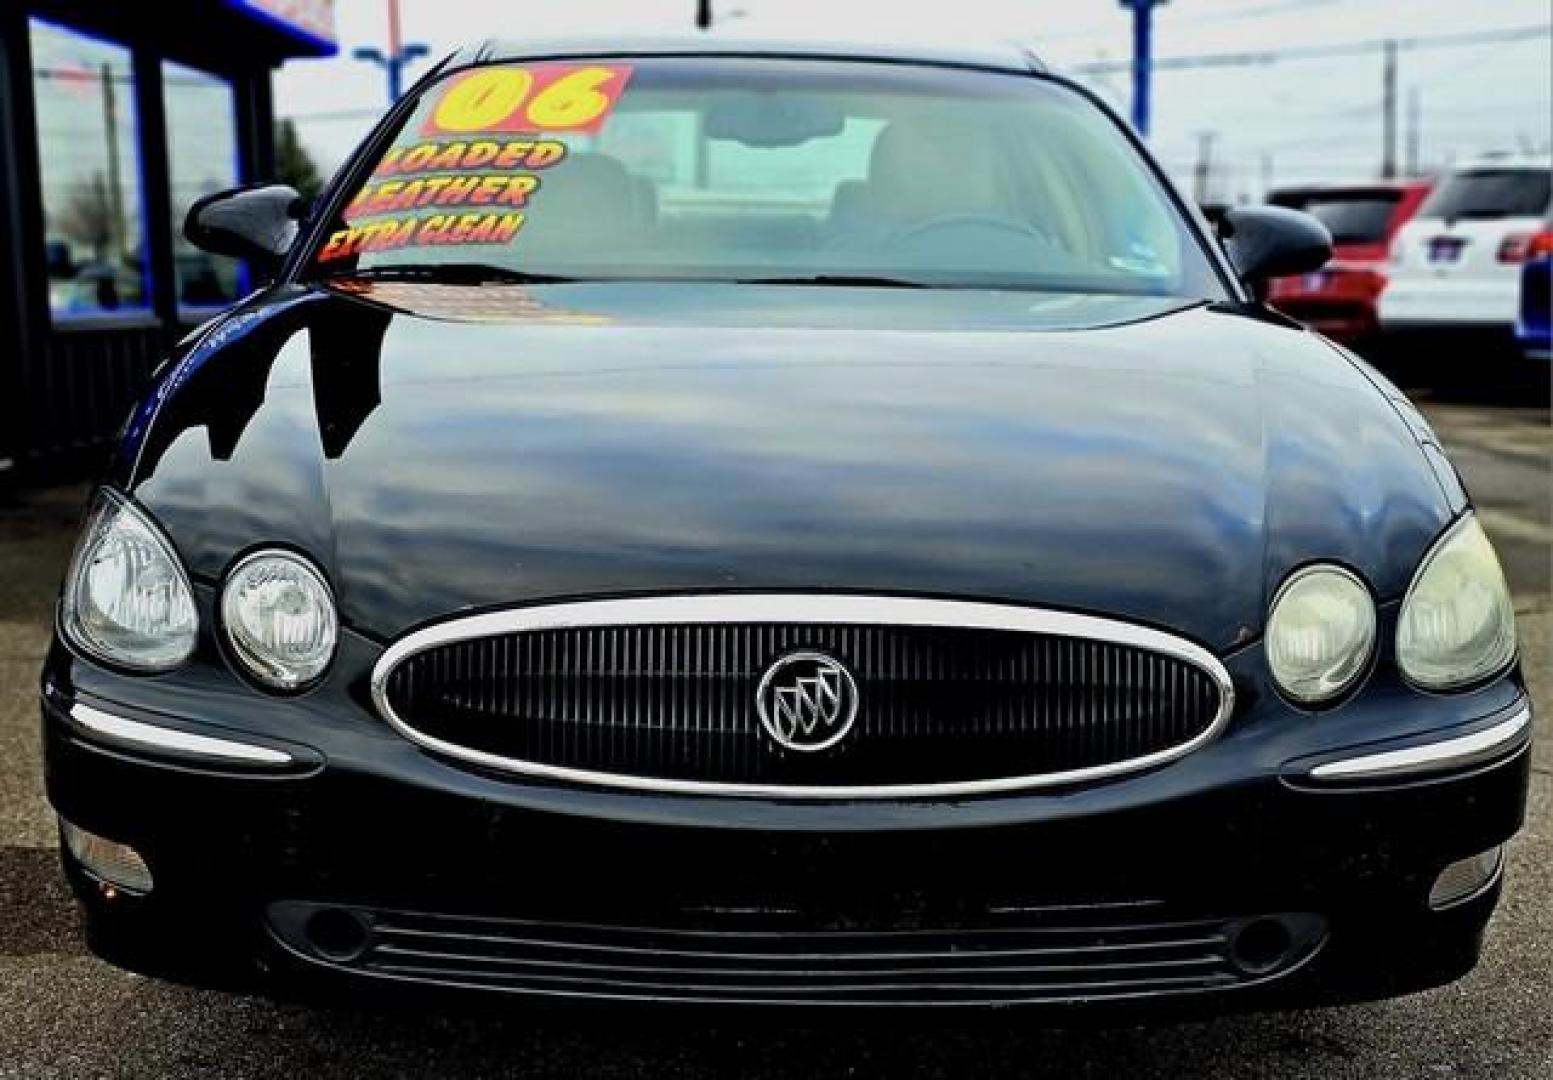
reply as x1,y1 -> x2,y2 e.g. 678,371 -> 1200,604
0,390 -> 1548,1079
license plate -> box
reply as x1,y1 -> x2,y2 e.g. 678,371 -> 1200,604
1428,237 -> 1466,263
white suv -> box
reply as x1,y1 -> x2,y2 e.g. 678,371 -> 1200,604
1379,156 -> 1552,333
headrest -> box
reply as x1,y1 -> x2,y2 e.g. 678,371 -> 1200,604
827,179 -> 870,228
866,122 -> 1003,220
518,151 -> 639,255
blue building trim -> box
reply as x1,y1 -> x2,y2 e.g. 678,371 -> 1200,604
224,1 -> 338,58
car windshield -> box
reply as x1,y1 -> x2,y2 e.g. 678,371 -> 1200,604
1271,191 -> 1399,244
1416,168 -> 1551,221
309,57 -> 1225,299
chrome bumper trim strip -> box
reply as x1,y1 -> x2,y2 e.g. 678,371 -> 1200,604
68,703 -> 294,766
1309,705 -> 1533,782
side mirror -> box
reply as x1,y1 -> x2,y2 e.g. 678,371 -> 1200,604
1219,206 -> 1332,285
184,184 -> 306,272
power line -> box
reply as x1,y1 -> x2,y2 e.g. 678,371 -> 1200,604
1027,0 -> 1346,44
1152,0 -> 1342,28
1073,23 -> 1551,74
283,22 -> 1550,134
285,107 -> 380,122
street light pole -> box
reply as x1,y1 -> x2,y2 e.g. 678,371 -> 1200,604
1117,0 -> 1169,138
387,0 -> 406,100
353,0 -> 431,104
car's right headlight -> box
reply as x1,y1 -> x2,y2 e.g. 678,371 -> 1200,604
60,489 -> 198,672
1397,514 -> 1517,690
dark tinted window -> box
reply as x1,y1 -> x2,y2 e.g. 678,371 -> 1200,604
1416,169 -> 1551,220
1273,191 -> 1399,244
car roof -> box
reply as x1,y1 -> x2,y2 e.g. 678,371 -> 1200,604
1453,153 -> 1553,172
1270,180 -> 1433,198
448,31 -> 1046,75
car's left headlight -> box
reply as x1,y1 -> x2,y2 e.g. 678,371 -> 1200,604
220,551 -> 338,690
60,489 -> 198,672
1266,564 -> 1376,705
1397,515 -> 1516,690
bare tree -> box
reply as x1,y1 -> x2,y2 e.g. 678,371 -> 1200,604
58,172 -> 117,262
275,119 -> 323,199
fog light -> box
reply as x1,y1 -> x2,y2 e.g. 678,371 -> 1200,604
60,818 -> 153,895
1429,845 -> 1504,910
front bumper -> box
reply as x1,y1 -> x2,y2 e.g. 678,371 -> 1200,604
42,664 -> 1532,1011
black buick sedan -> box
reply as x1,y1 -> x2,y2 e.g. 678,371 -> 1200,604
43,37 -> 1531,1012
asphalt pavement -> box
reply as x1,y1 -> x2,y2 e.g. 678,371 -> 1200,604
0,392 -> 1548,1079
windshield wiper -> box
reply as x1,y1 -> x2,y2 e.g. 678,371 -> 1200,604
735,274 -> 930,289
325,263 -> 579,286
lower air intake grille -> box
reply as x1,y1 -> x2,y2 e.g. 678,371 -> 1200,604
268,901 -> 1324,1007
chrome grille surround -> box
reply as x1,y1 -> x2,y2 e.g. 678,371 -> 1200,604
369,594 -> 1236,799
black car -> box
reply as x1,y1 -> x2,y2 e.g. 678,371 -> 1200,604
43,37 -> 1531,1012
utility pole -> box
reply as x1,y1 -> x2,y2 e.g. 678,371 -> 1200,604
694,0 -> 712,182
1405,86 -> 1421,176
353,0 -> 430,104
695,2 -> 749,31
1193,130 -> 1217,205
101,63 -> 124,262
1117,0 -> 1169,138
1380,38 -> 1398,178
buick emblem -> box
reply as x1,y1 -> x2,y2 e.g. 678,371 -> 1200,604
756,651 -> 860,752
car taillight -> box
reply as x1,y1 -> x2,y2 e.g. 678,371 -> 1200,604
1354,267 -> 1388,296
1498,231 -> 1553,263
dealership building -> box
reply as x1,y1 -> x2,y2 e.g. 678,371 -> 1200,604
0,0 -> 336,479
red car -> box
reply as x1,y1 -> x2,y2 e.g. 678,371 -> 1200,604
1267,181 -> 1431,344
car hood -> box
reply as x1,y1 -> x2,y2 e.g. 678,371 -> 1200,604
125,282 -> 1453,651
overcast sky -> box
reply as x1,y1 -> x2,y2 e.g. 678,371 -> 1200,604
275,0 -> 1551,201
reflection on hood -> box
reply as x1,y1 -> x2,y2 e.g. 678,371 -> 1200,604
124,283 -> 1450,648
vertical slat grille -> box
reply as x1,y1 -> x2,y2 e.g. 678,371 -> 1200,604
381,614 -> 1229,790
